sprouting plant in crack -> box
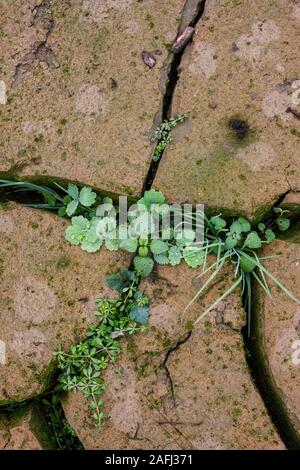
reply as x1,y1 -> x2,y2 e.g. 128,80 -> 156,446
152,113 -> 187,162
41,394 -> 83,450
181,208 -> 298,336
1,178 -> 300,428
55,269 -> 148,428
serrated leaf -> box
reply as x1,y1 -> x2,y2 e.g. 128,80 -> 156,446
168,246 -> 181,266
66,199 -> 79,216
244,231 -> 262,249
67,183 -> 79,200
119,238 -> 138,253
150,239 -> 168,255
276,217 -> 290,232
79,186 -> 97,207
133,256 -> 154,277
183,246 -> 204,268
129,305 -> 149,324
153,253 -> 169,265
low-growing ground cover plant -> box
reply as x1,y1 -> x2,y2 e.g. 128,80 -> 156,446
0,177 -> 298,428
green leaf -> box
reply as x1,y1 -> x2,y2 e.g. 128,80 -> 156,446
65,217 -> 88,245
230,220 -> 242,235
239,254 -> 257,273
106,270 -> 134,292
258,223 -> 265,232
129,305 -> 149,324
81,238 -> 102,253
79,187 -> 97,207
210,215 -> 226,232
66,199 -> 79,216
119,238 -> 138,253
102,197 -> 113,204
265,229 -> 275,242
67,183 -> 79,200
276,217 -> 290,232
237,217 -> 251,233
150,239 -> 168,255
225,234 -> 238,250
168,246 -> 181,266
43,193 -> 57,207
105,238 -> 119,251
72,215 -> 90,229
183,246 -> 204,268
140,189 -> 165,208
153,254 -> 169,265
133,256 -> 154,277
244,231 -> 262,249
58,207 -> 67,217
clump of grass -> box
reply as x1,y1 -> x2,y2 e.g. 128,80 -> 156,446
181,208 -> 297,336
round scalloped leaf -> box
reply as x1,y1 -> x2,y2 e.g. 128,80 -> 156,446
65,225 -> 83,245
79,187 -> 97,207
119,238 -> 138,253
150,239 -> 168,255
81,238 -> 103,253
139,189 -> 165,208
183,247 -> 204,268
133,256 -> 154,277
153,254 -> 169,265
105,238 -> 120,251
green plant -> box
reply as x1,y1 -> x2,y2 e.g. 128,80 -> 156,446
152,114 -> 187,162
182,209 -> 299,336
55,269 -> 148,428
42,394 -> 83,450
1,178 -> 299,429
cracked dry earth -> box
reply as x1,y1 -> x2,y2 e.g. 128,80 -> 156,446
0,0 -> 300,451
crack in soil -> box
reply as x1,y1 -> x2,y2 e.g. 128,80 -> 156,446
11,0 -> 59,89
242,284 -> 300,450
143,0 -> 206,191
162,331 -> 192,407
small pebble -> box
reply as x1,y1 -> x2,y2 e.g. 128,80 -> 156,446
142,50 -> 156,68
172,26 -> 194,53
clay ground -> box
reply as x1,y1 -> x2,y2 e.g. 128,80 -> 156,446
0,0 -> 300,450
